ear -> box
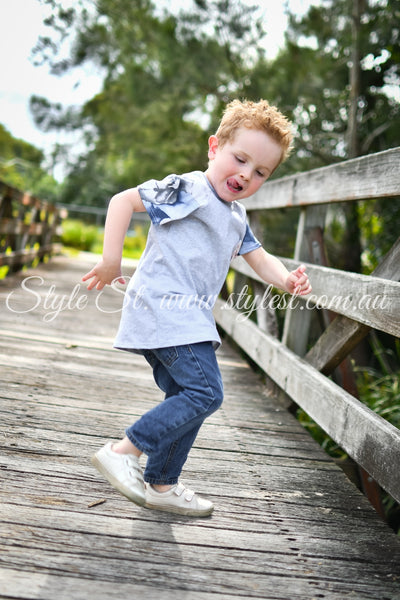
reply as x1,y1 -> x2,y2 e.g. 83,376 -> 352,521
207,135 -> 219,159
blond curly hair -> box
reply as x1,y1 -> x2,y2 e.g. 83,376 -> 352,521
215,99 -> 293,164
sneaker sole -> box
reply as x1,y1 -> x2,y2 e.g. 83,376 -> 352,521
144,501 -> 213,517
91,454 -> 146,506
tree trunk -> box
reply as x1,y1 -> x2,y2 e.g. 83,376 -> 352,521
343,0 -> 363,274
347,0 -> 362,159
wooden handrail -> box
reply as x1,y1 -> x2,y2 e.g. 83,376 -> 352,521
215,147 -> 400,504
231,255 -> 400,337
0,181 -> 64,275
244,147 -> 400,210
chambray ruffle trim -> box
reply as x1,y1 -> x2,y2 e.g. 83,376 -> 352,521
138,174 -> 207,225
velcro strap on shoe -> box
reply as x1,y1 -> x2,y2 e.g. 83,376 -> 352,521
184,489 -> 195,502
174,483 -> 195,501
174,483 -> 186,497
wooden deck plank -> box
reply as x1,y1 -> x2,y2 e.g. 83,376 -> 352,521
1,254 -> 400,600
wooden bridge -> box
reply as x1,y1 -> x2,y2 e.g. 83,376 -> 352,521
1,149 -> 400,599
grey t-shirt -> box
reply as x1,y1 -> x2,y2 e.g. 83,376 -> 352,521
114,170 -> 261,351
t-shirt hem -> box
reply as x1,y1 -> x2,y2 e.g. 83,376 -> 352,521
114,336 -> 221,353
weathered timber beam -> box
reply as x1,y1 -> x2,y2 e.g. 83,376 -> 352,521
0,181 -> 56,212
0,220 -> 45,236
243,147 -> 400,210
0,245 -> 60,267
305,237 -> 400,373
306,316 -> 370,374
282,259 -> 400,337
230,255 -> 400,338
214,297 -> 400,504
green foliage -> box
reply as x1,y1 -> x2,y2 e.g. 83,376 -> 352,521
121,226 -> 148,259
91,225 -> 148,258
28,0 -> 399,268
238,0 -> 400,174
355,336 -> 400,429
256,0 -> 400,272
30,0 -> 265,207
0,123 -> 61,202
321,195 -> 400,274
258,208 -> 299,258
0,123 -> 43,168
27,0 -> 400,243
357,369 -> 400,428
0,265 -> 9,280
283,0 -> 400,158
61,219 -> 148,258
358,196 -> 400,273
61,219 -> 100,251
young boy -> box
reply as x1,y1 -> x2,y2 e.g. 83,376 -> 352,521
83,99 -> 311,517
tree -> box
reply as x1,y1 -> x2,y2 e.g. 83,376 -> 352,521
283,0 -> 400,162
0,123 -> 60,201
29,0 -> 399,266
252,0 -> 400,272
30,0 -> 264,206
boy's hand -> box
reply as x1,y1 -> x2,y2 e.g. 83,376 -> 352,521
285,264 -> 312,296
82,260 -> 126,291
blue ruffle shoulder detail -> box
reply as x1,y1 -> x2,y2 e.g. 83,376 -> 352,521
138,174 -> 206,225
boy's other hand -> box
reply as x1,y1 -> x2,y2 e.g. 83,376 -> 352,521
286,264 -> 312,296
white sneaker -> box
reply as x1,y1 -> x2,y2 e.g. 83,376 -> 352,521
145,482 -> 214,517
91,442 -> 146,506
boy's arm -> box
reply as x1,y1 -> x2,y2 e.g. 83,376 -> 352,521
243,247 -> 312,296
82,188 -> 145,290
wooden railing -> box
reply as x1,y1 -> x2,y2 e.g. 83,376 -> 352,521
0,181 -> 64,275
214,147 -> 400,505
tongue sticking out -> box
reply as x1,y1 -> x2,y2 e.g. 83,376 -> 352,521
227,178 -> 243,192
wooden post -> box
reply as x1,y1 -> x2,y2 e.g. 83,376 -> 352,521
282,205 -> 327,356
248,212 -> 279,337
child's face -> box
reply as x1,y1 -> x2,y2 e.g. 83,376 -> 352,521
205,127 -> 282,202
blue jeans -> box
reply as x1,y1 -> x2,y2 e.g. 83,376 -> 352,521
126,342 -> 224,485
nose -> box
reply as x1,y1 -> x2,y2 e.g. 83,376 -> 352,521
239,166 -> 251,181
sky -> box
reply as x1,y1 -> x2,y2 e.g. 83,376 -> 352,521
0,0 -> 313,163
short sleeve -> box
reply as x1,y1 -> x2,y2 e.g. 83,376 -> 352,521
138,174 -> 206,225
238,223 -> 262,255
